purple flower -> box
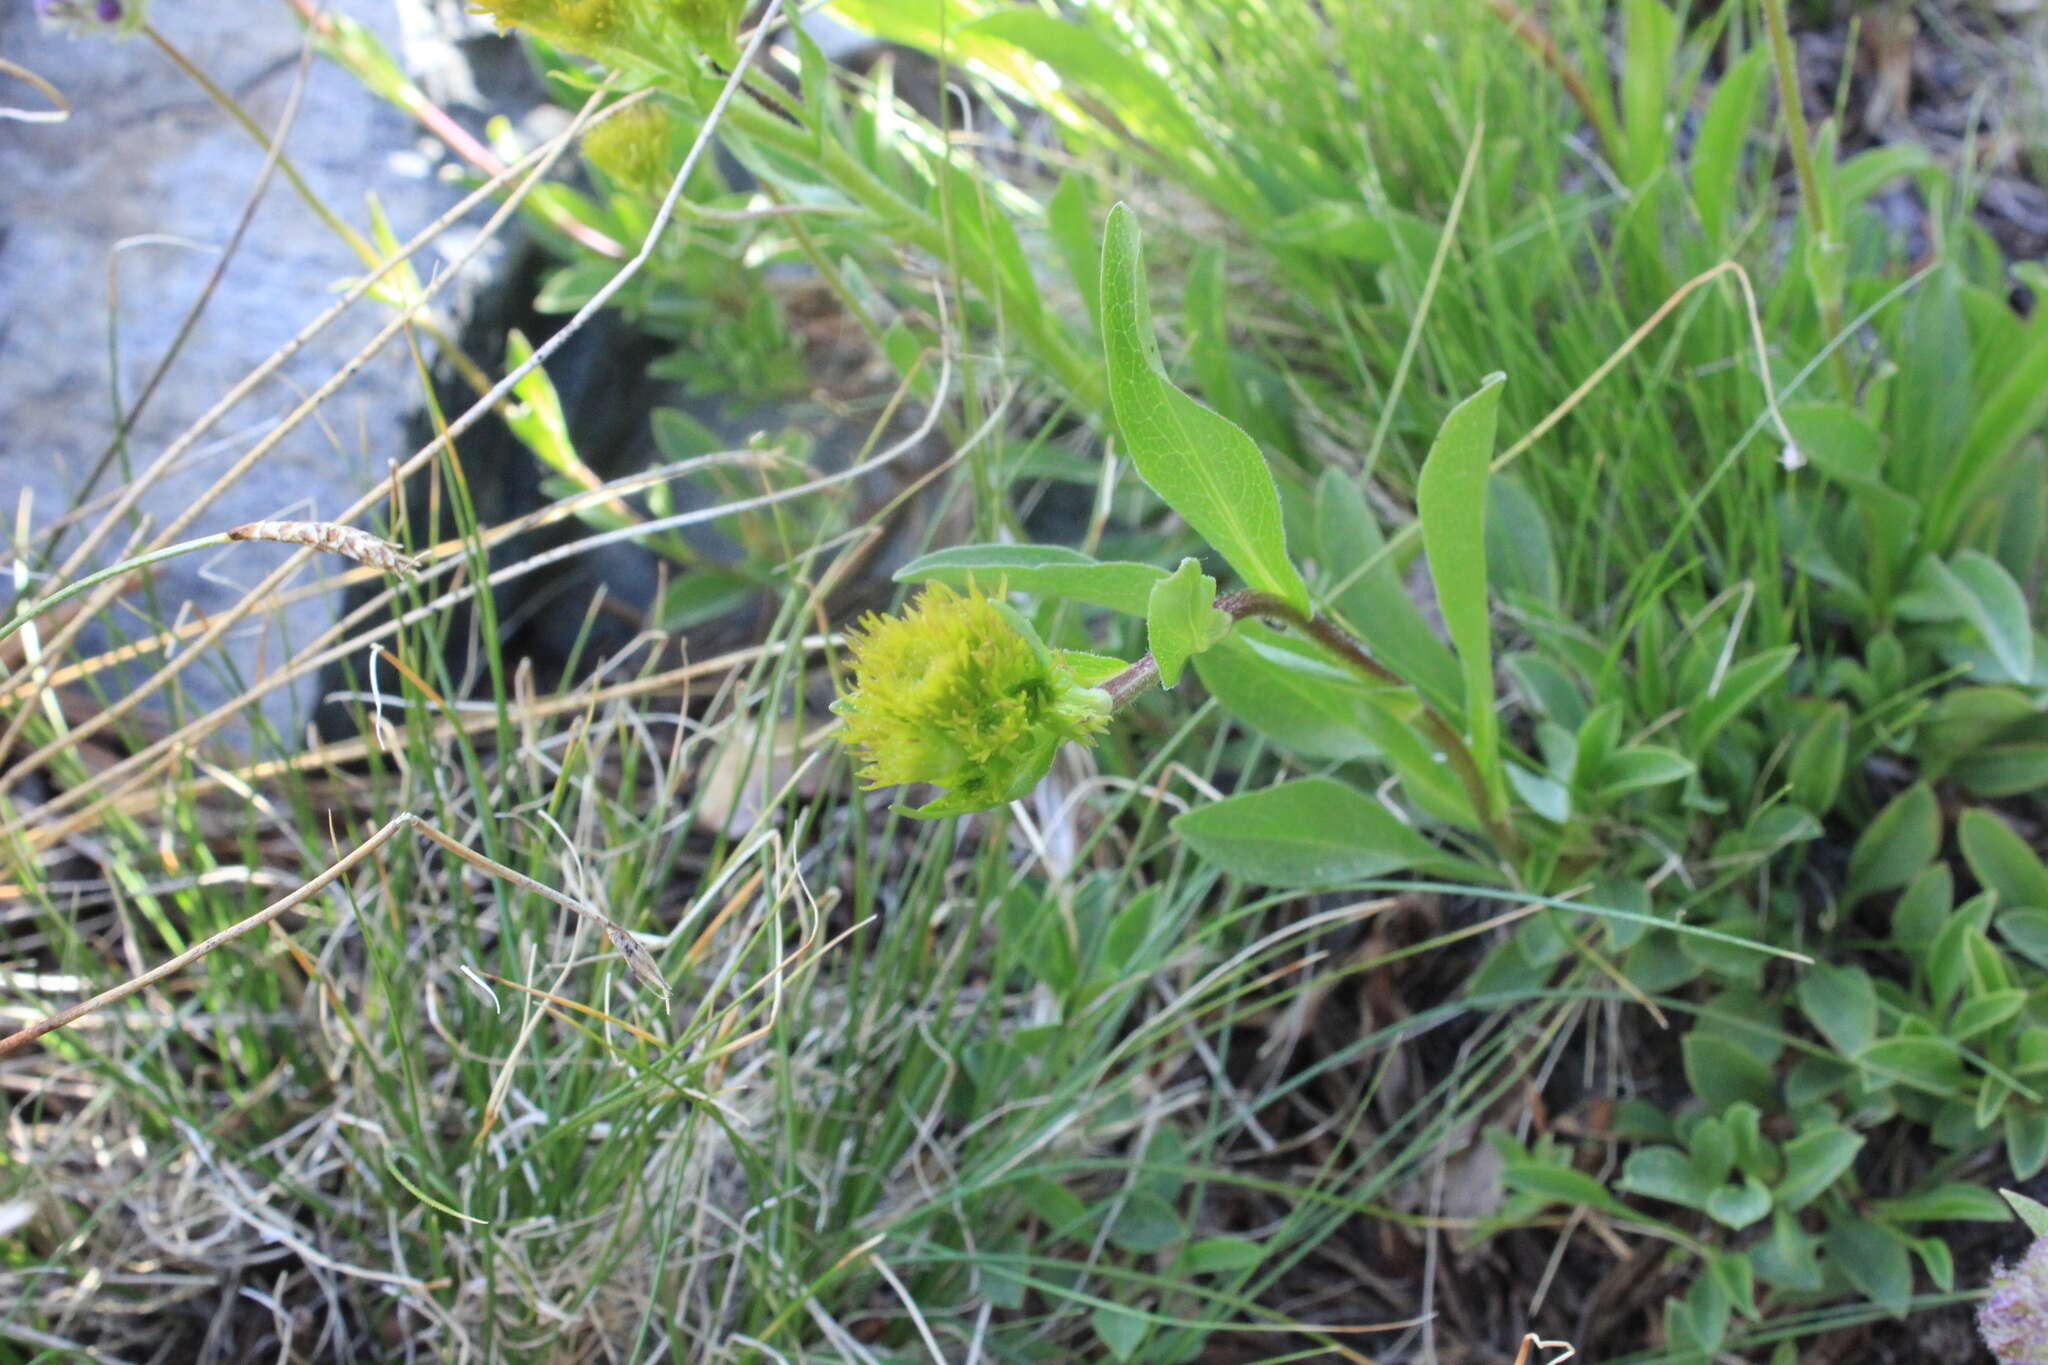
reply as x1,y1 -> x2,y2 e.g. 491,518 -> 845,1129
33,0 -> 140,34
1982,1237 -> 2048,1365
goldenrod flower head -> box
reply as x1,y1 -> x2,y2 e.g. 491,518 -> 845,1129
470,0 -> 628,45
469,0 -> 740,67
833,584 -> 1111,817
582,102 -> 678,197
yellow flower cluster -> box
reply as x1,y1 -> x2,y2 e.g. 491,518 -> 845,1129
468,0 -> 740,68
581,102 -> 679,197
833,585 -> 1111,817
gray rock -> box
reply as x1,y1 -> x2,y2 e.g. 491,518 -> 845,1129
0,1 -> 466,745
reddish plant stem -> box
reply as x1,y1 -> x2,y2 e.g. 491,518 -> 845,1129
1103,589 -> 1521,860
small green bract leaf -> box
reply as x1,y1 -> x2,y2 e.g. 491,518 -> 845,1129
1148,558 -> 1232,687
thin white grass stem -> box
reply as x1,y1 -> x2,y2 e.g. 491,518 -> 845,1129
0,812 -> 662,1058
1361,119 -> 1482,481
0,3 -> 786,785
24,346 -> 954,837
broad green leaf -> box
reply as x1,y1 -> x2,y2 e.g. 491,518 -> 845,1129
1797,962 -> 1877,1057
1267,201 -> 1440,266
1417,375 -> 1507,799
1054,651 -> 1130,688
1485,474 -> 1559,607
1960,808 -> 2048,911
1775,1126 -> 1863,1211
1953,988 -> 2025,1042
1619,1146 -> 1715,1210
1315,469 -> 1462,714
1092,1302 -> 1149,1362
1100,204 -> 1308,610
1705,1176 -> 1773,1231
1148,558 -> 1232,687
1691,45 -> 1771,242
1173,777 -> 1454,887
1505,1161 -> 1631,1217
1861,1036 -> 1968,1096
1894,264 -> 1972,503
1619,0 -> 1682,189
1955,742 -> 2048,798
1949,550 -> 2036,683
1178,1236 -> 1266,1274
1194,625 -> 1382,762
1837,141 -> 1937,207
1918,686 -> 2039,778
1787,702 -> 1851,813
1107,1190 -> 1183,1253
1875,1182 -> 2013,1223
895,544 -> 1165,616
929,160 -> 1043,330
2010,1111 -> 2048,1179
503,330 -> 579,473
1682,1033 -> 1777,1112
1047,173 -> 1101,332
1595,745 -> 1696,800
1823,1218 -> 1913,1319
1998,908 -> 2048,972
1933,288 -> 2048,547
1683,645 -> 1798,749
1845,782 -> 1940,905
1782,402 -> 1885,487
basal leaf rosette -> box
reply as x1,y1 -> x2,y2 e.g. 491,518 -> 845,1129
833,584 -> 1111,818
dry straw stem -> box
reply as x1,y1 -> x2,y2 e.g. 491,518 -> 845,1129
1512,1333 -> 1578,1365
0,3 -> 788,787
1,521 -> 419,648
0,109 -> 593,755
0,55 -> 70,124
0,810 -> 667,1059
17,336 -> 952,850
62,38 -> 319,522
0,453 -> 775,707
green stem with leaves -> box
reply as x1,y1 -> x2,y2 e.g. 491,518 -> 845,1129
1759,0 -> 1853,395
1103,589 -> 1523,861
1,533 -> 231,647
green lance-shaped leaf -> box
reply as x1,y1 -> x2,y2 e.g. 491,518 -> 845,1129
1099,203 -> 1310,612
1147,558 -> 1233,686
1417,375 -> 1508,806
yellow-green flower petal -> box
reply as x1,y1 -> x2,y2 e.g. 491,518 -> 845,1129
833,584 -> 1110,816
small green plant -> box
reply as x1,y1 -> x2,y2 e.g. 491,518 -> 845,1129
78,0 -> 2037,1356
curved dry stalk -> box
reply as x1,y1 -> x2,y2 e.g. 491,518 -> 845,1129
1,522 -> 417,647
0,810 -> 665,1060
21,337 -> 954,843
0,99 -> 596,721
61,38 -> 318,524
0,3 -> 789,787
0,54 -> 71,124
0,452 -> 776,706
